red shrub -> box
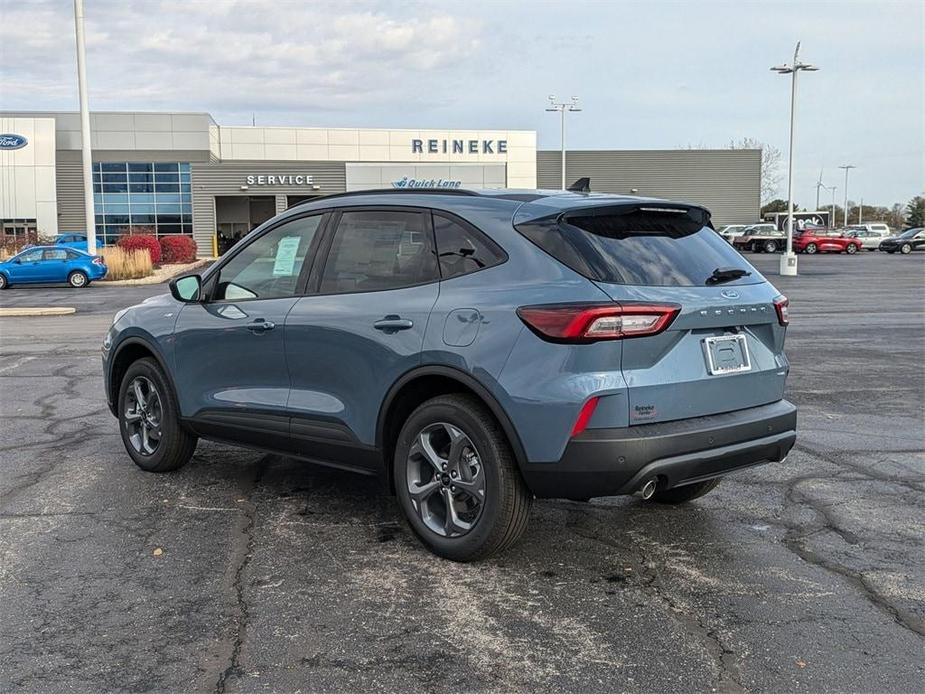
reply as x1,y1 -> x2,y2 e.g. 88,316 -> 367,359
159,235 -> 198,264
117,234 -> 162,265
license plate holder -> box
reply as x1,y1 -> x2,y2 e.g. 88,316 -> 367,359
703,334 -> 751,375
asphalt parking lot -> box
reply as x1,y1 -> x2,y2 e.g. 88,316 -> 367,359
1,252 -> 922,693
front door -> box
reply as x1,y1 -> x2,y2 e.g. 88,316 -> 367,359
173,213 -> 326,446
285,208 -> 440,469
8,248 -> 46,283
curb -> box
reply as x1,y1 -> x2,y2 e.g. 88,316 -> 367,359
0,307 -> 77,317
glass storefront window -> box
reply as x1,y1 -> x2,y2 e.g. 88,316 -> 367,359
91,161 -> 192,242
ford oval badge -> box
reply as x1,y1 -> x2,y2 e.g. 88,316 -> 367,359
720,289 -> 740,299
0,134 -> 28,150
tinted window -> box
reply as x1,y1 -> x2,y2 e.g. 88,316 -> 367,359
320,210 -> 437,294
519,209 -> 758,287
214,215 -> 322,301
43,249 -> 68,260
433,214 -> 505,280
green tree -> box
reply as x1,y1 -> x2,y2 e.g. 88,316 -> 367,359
905,195 -> 925,227
761,199 -> 791,215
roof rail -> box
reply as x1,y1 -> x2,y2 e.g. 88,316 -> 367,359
291,188 -> 482,208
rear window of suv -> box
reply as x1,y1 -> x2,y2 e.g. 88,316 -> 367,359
517,206 -> 758,287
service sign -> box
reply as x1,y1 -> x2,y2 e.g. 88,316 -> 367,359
0,134 -> 28,150
245,174 -> 314,186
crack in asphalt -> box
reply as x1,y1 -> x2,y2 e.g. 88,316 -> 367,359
778,472 -> 925,638
213,455 -> 272,694
563,508 -> 746,694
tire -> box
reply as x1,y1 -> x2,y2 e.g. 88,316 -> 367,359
900,243 -> 912,255
0,273 -> 7,290
118,357 -> 197,472
763,240 -> 778,253
846,244 -> 858,254
68,270 -> 89,288
394,393 -> 532,561
804,242 -> 818,254
648,478 -> 721,504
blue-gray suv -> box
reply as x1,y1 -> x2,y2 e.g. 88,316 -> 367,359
103,189 -> 797,561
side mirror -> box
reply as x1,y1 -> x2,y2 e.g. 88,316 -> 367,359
13,259 -> 21,264
169,274 -> 202,303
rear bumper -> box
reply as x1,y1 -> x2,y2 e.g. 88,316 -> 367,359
521,400 -> 797,500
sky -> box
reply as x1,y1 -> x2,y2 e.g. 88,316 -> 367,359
1,0 -> 922,206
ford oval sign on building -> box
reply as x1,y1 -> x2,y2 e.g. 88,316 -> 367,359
0,134 -> 28,150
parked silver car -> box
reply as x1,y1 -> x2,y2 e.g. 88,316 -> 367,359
844,227 -> 890,250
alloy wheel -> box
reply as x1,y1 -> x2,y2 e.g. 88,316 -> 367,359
70,272 -> 87,287
123,376 -> 163,455
805,243 -> 817,254
405,422 -> 485,538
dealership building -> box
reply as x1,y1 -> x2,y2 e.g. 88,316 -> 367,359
1,111 -> 760,256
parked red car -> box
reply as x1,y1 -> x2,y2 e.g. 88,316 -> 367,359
793,230 -> 861,254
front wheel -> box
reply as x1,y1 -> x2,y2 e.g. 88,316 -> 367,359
900,243 -> 913,254
118,357 -> 197,472
68,270 -> 89,288
648,479 -> 720,504
0,273 -> 7,290
394,394 -> 532,561
846,244 -> 858,254
804,242 -> 818,254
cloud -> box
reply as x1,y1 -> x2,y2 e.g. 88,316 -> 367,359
0,0 -> 483,116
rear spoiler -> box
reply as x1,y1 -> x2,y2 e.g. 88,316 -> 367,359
514,198 -> 713,229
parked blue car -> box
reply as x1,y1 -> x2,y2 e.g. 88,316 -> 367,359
102,188 -> 796,560
0,245 -> 107,289
55,233 -> 91,252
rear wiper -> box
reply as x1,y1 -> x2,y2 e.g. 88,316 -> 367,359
706,267 -> 751,285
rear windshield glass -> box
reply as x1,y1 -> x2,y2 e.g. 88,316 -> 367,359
519,208 -> 759,287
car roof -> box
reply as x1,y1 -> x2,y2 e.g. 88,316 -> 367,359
281,188 -> 711,225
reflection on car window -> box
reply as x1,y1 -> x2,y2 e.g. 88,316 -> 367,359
320,210 -> 437,294
434,214 -> 505,280
43,249 -> 68,260
18,249 -> 44,262
214,215 -> 322,301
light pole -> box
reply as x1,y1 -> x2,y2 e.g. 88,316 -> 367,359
546,96 -> 581,190
74,0 -> 96,254
829,185 -> 837,229
771,42 -> 819,276
838,164 -> 856,227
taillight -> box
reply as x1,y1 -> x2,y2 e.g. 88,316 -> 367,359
516,302 -> 680,342
773,295 -> 789,326
92,256 -> 104,266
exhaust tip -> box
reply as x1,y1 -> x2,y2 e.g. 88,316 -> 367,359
639,478 -> 658,500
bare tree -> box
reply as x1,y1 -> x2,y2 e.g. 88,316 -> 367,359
727,138 -> 782,204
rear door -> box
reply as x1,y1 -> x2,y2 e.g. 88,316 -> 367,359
529,205 -> 788,425
284,207 -> 440,467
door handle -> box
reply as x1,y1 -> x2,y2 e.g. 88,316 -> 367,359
374,316 -> 413,332
247,319 -> 275,332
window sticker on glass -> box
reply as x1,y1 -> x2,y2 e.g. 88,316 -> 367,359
272,236 -> 301,276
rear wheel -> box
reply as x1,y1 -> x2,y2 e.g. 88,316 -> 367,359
900,243 -> 912,254
394,394 -> 532,561
68,270 -> 88,288
846,243 -> 858,254
118,358 -> 197,472
649,479 -> 720,504
763,239 -> 779,253
804,242 -> 818,254
0,273 -> 7,290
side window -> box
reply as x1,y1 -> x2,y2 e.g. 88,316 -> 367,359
18,249 -> 44,262
65,250 -> 82,259
319,210 -> 437,294
433,213 -> 506,280
214,214 -> 323,301
44,249 -> 68,260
